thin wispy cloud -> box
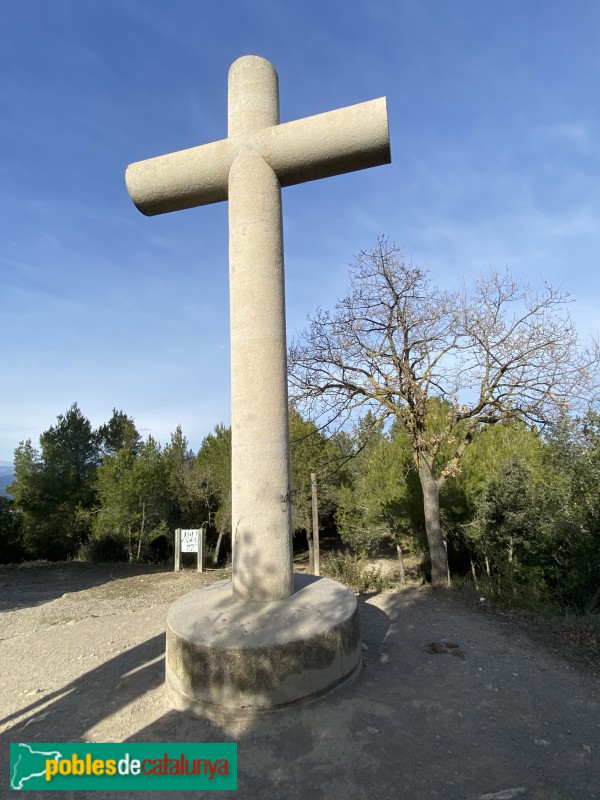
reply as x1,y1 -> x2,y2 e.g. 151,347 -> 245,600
533,121 -> 592,148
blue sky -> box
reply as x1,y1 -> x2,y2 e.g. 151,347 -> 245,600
2,0 -> 600,462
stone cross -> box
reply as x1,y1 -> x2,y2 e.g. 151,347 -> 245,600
126,55 -> 391,604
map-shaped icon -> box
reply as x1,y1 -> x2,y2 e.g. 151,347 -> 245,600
11,743 -> 63,790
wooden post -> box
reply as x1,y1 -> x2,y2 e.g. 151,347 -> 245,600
311,472 -> 320,576
174,527 -> 181,572
198,528 -> 206,573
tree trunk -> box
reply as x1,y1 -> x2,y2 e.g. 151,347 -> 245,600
212,529 -> 224,565
396,541 -> 406,586
469,553 -> 479,592
306,528 -> 314,573
507,537 -> 515,597
484,553 -> 491,578
417,458 -> 449,585
136,499 -> 146,562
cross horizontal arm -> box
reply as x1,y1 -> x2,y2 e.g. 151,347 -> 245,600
126,98 -> 390,217
125,137 -> 234,216
257,97 -> 391,188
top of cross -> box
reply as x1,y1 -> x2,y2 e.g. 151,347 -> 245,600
126,55 -> 391,217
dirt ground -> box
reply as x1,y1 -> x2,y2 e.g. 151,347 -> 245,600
1,562 -> 599,799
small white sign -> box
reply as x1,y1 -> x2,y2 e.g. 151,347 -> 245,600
180,529 -> 199,553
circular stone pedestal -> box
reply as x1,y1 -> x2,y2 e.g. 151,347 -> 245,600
166,573 -> 361,716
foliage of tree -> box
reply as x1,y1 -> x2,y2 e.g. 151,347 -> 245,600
289,238 -> 600,584
97,409 -> 141,458
8,406 -> 142,561
473,456 -> 542,586
440,421 -> 545,574
334,420 -> 422,584
92,435 -> 169,562
0,496 -> 24,562
5,397 -> 600,613
9,404 -> 100,559
538,412 -> 600,609
162,426 -> 193,532
183,424 -> 232,565
288,408 -> 350,543
389,410 -> 600,609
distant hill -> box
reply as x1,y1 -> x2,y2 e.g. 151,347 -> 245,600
0,466 -> 15,497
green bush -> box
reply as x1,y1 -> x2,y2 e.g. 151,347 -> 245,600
321,551 -> 394,594
79,534 -> 128,563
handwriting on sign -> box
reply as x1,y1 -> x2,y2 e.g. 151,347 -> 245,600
180,529 -> 199,553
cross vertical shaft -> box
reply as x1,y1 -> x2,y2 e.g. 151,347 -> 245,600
125,54 -> 391,610
228,57 -> 293,601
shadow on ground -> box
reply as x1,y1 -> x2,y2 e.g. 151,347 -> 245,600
0,596 -> 390,798
1,571 -> 599,800
0,562 -> 168,612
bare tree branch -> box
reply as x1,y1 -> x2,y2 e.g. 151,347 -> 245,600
288,237 -> 600,584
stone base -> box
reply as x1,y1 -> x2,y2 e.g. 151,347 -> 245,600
165,573 -> 361,717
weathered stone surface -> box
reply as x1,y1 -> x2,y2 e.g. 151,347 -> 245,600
227,59 -> 292,602
126,54 -> 390,712
126,54 -> 391,604
125,71 -> 390,216
166,574 -> 361,713
228,151 -> 293,602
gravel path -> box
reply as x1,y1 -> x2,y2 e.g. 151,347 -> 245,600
0,563 -> 598,799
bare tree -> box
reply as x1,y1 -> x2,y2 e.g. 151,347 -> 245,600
289,237 -> 599,584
